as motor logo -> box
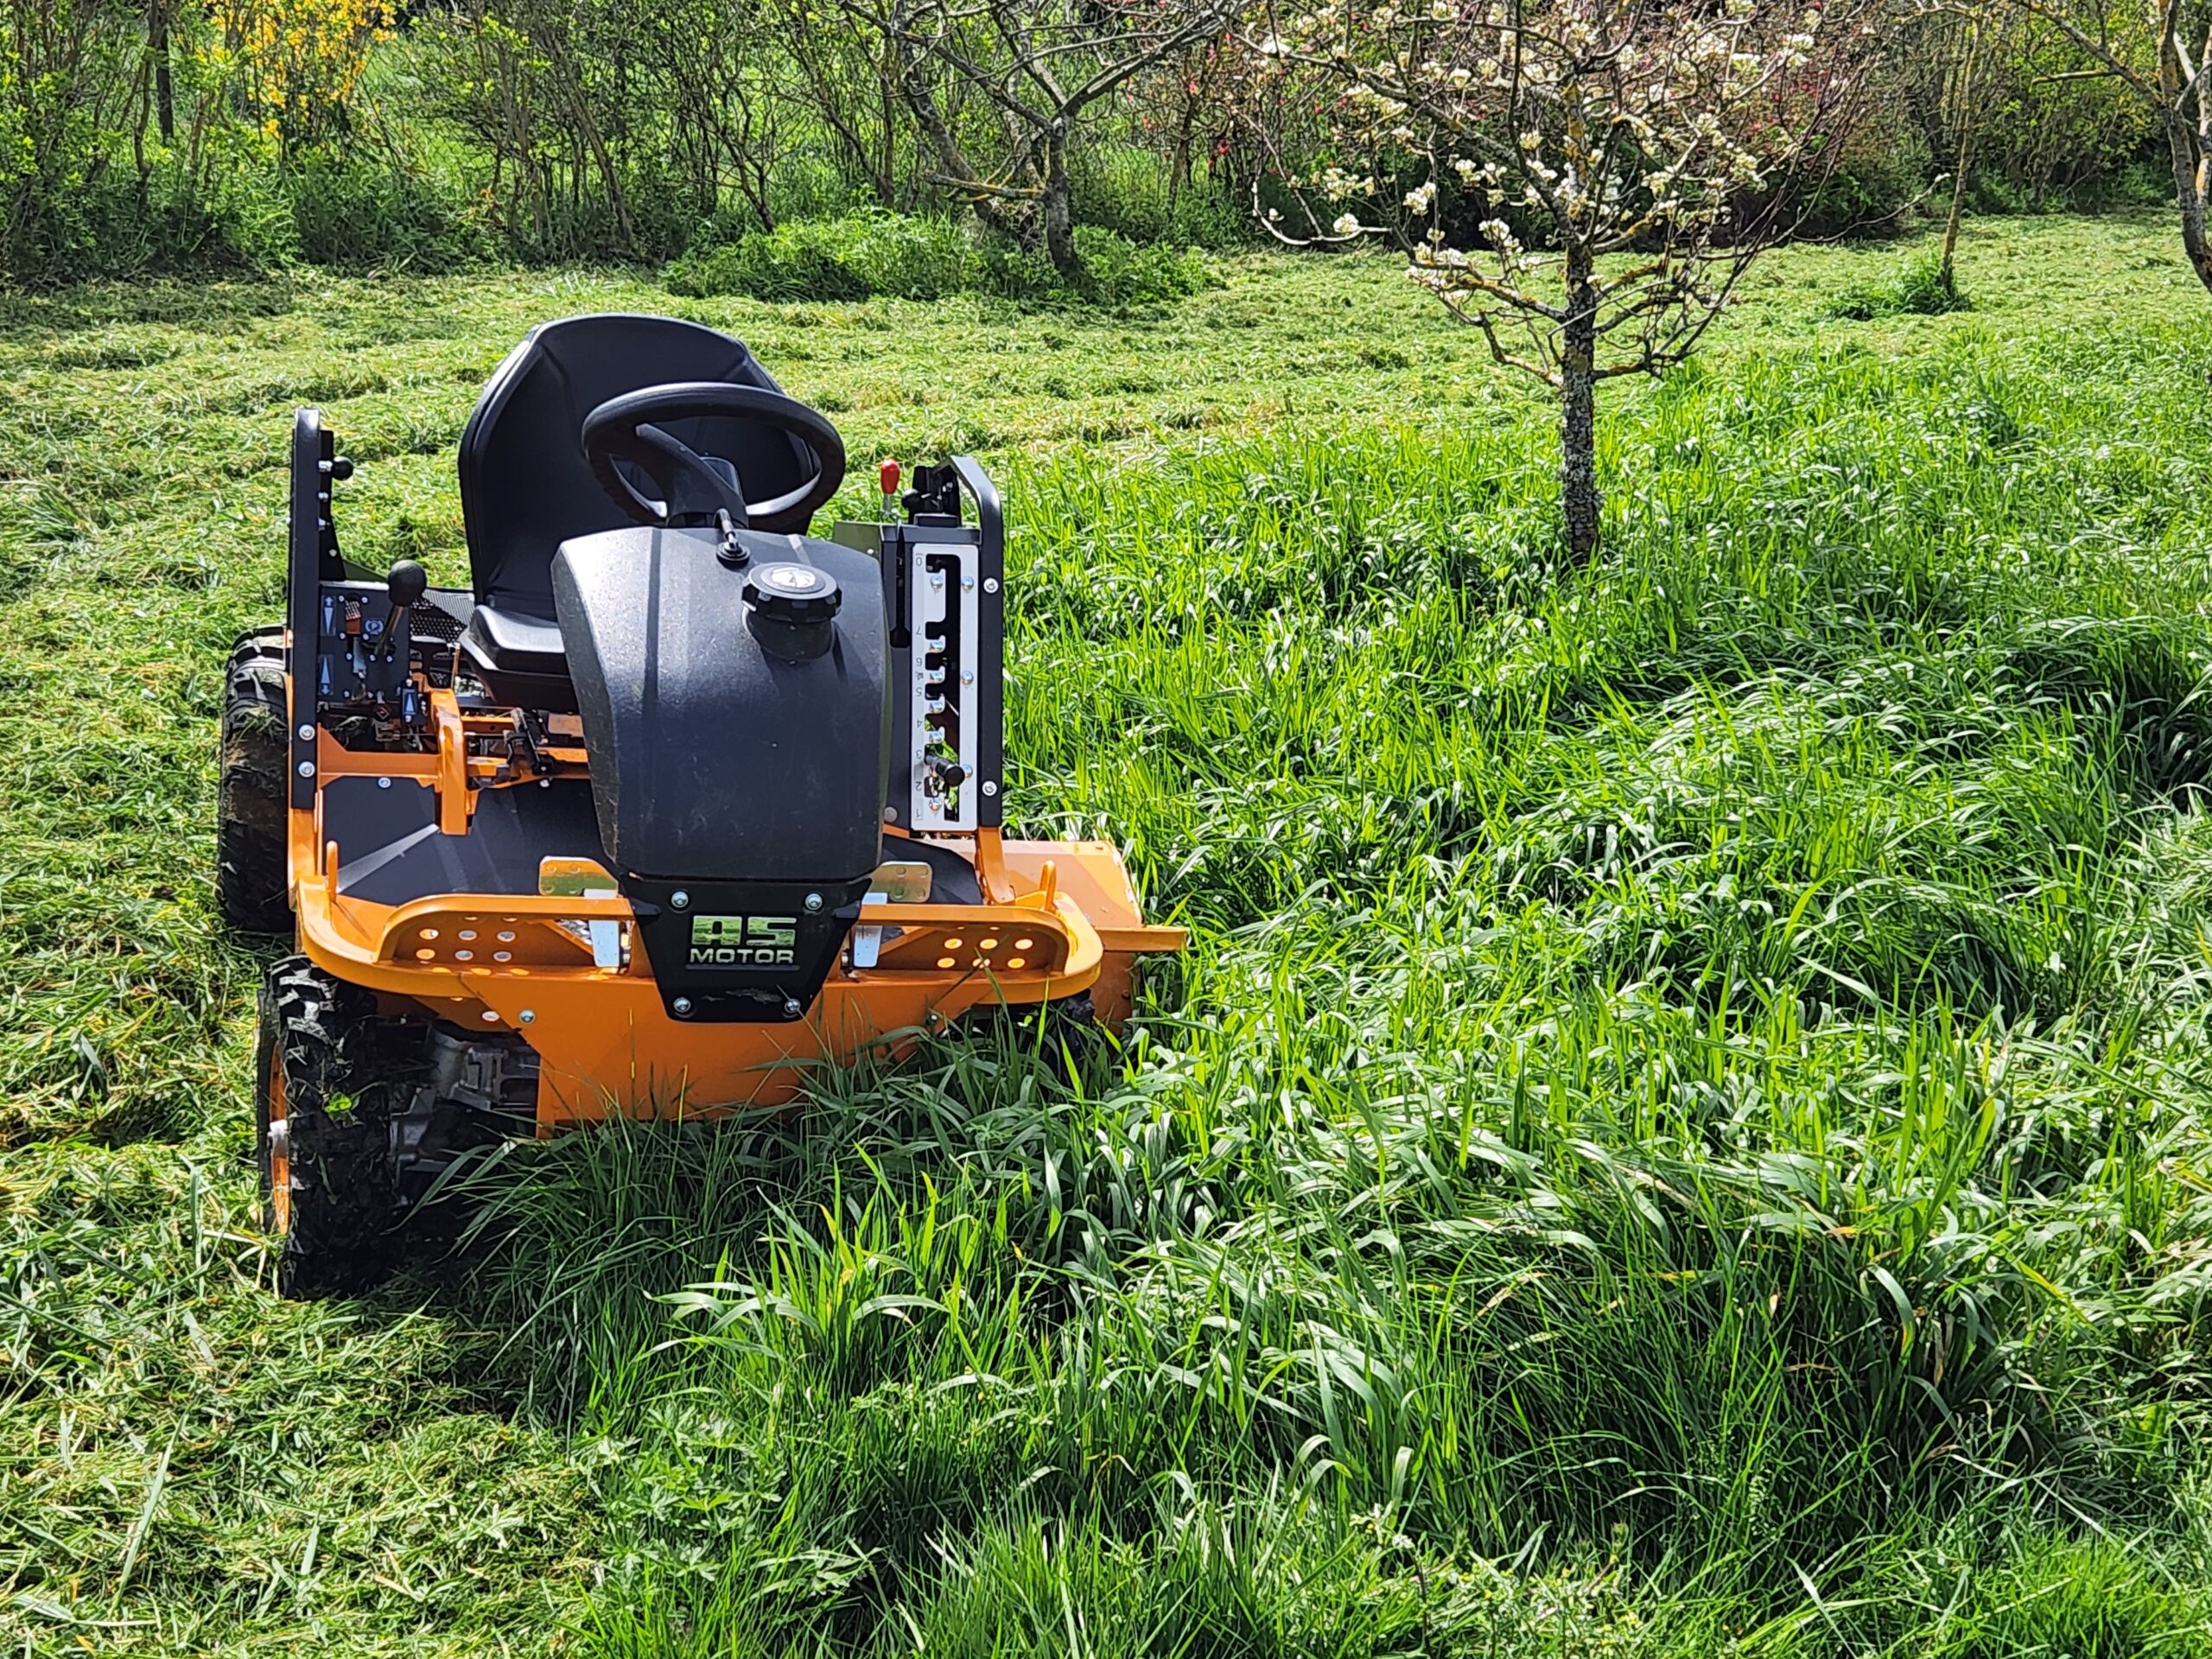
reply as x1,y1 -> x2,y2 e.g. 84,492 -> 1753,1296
689,914 -> 798,967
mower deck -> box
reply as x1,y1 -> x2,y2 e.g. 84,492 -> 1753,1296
291,755 -> 1177,1121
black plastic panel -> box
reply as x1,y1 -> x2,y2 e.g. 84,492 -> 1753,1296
554,524 -> 887,885
323,776 -> 607,906
627,875 -> 873,1021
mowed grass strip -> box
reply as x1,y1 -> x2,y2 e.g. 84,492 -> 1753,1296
3,215 -> 2212,1656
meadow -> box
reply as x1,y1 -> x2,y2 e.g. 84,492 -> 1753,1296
4,212 -> 2212,1655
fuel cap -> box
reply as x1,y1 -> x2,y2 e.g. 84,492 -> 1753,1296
741,562 -> 841,626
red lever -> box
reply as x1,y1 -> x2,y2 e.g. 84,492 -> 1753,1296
879,459 -> 901,497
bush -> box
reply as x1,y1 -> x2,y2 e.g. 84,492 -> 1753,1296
665,210 -> 975,301
1796,109 -> 1934,238
664,212 -> 1221,308
1068,226 -> 1220,305
1069,144 -> 1249,250
288,151 -> 484,270
1827,249 -> 1972,321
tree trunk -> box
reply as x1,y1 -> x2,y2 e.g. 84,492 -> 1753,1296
1938,16 -> 1980,294
1041,132 -> 1091,296
2158,0 -> 2212,296
149,0 -> 174,145
1560,243 -> 1600,563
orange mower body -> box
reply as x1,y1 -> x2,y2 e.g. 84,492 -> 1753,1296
222,314 -> 1182,1294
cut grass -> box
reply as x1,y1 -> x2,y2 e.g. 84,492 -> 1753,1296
4,213 -> 2212,1654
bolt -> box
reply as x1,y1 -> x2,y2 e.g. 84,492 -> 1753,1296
296,760 -> 315,779
982,780 -> 998,797
671,890 -> 690,910
672,996 -> 694,1017
983,577 -> 1001,594
963,575 -> 976,591
961,670 -> 975,685
378,776 -> 391,789
804,892 -> 823,913
884,806 -> 899,823
783,998 -> 803,1018
518,1009 -> 536,1025
480,1010 -> 499,1023
296,723 -> 315,741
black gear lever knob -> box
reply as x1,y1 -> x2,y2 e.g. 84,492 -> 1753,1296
381,560 -> 428,660
385,559 -> 428,609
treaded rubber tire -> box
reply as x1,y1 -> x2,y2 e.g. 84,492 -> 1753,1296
963,991 -> 1102,1072
256,957 -> 404,1298
219,627 -> 293,934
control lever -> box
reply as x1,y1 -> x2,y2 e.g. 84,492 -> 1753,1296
922,756 -> 968,800
379,559 -> 428,663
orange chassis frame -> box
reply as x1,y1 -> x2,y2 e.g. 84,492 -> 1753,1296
290,684 -> 1185,1127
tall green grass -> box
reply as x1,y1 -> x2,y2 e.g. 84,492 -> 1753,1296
3,220 -> 2212,1654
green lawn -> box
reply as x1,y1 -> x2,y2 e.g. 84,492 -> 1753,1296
4,213 -> 2212,1656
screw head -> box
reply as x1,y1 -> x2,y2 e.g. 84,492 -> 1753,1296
782,998 -> 803,1018
296,760 -> 315,779
884,806 -> 899,823
981,779 -> 998,797
378,776 -> 391,789
518,1009 -> 536,1025
804,892 -> 823,913
962,575 -> 976,591
296,723 -> 315,741
671,890 -> 690,910
672,996 -> 694,1017
983,577 -> 1001,594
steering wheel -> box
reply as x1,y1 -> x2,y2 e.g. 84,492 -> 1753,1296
581,382 -> 847,535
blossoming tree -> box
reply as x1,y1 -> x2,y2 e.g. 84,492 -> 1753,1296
1249,0 -> 1886,560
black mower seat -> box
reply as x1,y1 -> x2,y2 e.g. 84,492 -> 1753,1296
455,313 -> 816,710
460,603 -> 575,714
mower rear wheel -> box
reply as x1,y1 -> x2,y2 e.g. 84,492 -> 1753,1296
218,627 -> 292,934
255,957 -> 404,1298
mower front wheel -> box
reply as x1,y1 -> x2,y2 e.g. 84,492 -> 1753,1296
255,957 -> 405,1298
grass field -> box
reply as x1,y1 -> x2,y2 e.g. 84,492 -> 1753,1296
4,212 -> 2212,1656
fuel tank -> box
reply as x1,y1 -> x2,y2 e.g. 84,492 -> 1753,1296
552,524 -> 889,1022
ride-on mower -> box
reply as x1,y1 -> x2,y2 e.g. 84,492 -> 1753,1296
219,314 -> 1183,1295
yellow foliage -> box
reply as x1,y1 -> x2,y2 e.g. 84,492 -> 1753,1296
203,0 -> 390,149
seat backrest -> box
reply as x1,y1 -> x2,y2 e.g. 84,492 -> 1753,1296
459,315 -> 813,612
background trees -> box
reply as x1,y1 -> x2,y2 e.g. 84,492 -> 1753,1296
0,0 -> 2193,278
2001,0 -> 2211,290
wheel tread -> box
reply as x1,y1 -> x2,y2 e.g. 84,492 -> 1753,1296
218,626 -> 292,933
256,958 -> 404,1297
